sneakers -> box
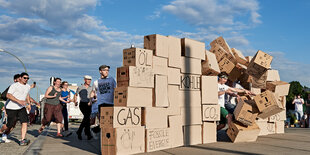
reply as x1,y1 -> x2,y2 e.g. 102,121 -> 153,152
2,134 -> 11,143
19,139 -> 30,146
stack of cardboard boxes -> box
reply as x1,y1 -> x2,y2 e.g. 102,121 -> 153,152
100,34 -> 290,154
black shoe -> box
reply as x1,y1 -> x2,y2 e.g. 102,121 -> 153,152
87,135 -> 93,140
76,131 -> 82,140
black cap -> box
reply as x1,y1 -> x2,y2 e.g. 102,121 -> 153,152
99,65 -> 110,71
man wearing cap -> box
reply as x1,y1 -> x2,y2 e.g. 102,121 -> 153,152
74,75 -> 93,140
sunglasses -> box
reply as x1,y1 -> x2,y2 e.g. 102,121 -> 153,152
23,77 -> 30,80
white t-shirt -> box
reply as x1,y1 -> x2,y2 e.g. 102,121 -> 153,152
294,98 -> 304,112
218,83 -> 229,108
6,82 -> 31,110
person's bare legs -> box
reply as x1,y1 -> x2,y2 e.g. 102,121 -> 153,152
21,123 -> 27,140
57,123 -> 62,134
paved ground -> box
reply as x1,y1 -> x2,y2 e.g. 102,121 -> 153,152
3,123 -> 309,155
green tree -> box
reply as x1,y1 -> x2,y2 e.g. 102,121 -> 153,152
286,81 -> 307,110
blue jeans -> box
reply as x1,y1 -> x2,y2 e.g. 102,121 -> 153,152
295,110 -> 304,121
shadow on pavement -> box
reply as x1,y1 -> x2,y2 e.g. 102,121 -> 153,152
189,145 -> 263,155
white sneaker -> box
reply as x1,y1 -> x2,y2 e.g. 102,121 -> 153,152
2,134 -> 11,143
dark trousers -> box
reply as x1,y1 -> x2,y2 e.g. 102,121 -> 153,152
78,102 -> 91,136
62,104 -> 69,131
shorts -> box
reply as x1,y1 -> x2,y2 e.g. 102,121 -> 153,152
225,103 -> 236,114
219,107 -> 229,125
6,107 -> 29,128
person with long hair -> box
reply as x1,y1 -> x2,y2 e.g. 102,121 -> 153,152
60,81 -> 72,136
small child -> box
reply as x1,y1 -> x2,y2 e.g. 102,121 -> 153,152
0,102 -> 11,143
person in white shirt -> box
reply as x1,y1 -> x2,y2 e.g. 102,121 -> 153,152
292,95 -> 304,122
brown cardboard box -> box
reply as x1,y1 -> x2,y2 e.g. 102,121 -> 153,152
246,50 -> 273,79
114,87 -> 152,107
100,107 -> 141,128
218,57 -> 235,74
123,47 -> 153,67
202,104 -> 220,121
202,121 -> 217,144
255,120 -> 271,136
179,91 -> 201,107
153,56 -> 168,75
101,127 -> 145,155
181,106 -> 202,125
268,109 -> 286,122
210,36 -> 233,58
145,128 -> 171,152
154,75 -> 169,107
201,76 -> 218,104
168,115 -> 184,147
201,50 -> 220,76
231,48 -> 248,66
266,70 -> 280,81
251,72 -> 267,89
234,99 -> 259,126
117,66 -> 154,88
275,121 -> 285,134
183,125 -> 202,146
250,87 -> 261,95
254,90 -> 284,117
266,81 -> 290,96
245,56 -> 253,63
226,121 -> 260,143
179,74 -> 201,91
228,63 -> 245,82
142,107 -> 168,129
144,34 -> 169,58
167,67 -> 181,85
167,85 -> 181,115
279,96 -> 286,108
180,56 -> 202,74
167,36 -> 181,68
210,43 -> 236,64
181,38 -> 205,60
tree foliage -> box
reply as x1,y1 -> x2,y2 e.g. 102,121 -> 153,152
286,81 -> 308,110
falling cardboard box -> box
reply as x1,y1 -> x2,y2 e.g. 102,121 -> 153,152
218,57 -> 235,74
201,50 -> 220,76
153,56 -> 168,75
210,43 -> 236,64
202,121 -> 217,144
202,104 -> 220,121
100,107 -> 141,128
167,36 -> 181,68
266,69 -> 280,81
255,120 -> 274,136
181,38 -> 205,60
266,81 -> 290,96
101,127 -> 145,155
210,36 -> 234,59
114,87 -> 153,107
145,128 -> 171,152
168,115 -> 184,148
228,63 -> 246,82
117,66 -> 154,88
231,48 -> 248,66
183,125 -> 202,146
167,85 -> 181,116
226,121 -> 260,143
246,50 -> 273,79
268,109 -> 286,122
153,75 -> 169,107
234,99 -> 259,126
144,34 -> 169,58
251,71 -> 267,89
180,56 -> 202,75
201,76 -> 218,104
254,90 -> 284,119
142,107 -> 168,129
123,47 -> 153,67
179,74 -> 201,91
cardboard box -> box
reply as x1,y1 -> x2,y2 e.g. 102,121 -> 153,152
218,57 -> 235,74
202,121 -> 217,144
268,109 -> 286,122
201,76 -> 218,104
144,34 -> 169,58
202,104 -> 220,121
179,74 -> 201,91
210,36 -> 234,59
167,67 -> 180,85
181,38 -> 205,60
228,63 -> 244,82
167,36 -> 181,68
153,56 -> 168,75
254,90 -> 284,118
231,48 -> 248,66
255,120 -> 269,136
279,96 -> 286,108
180,56 -> 202,74
209,43 -> 235,63
117,66 -> 154,88
101,127 -> 145,155
179,91 -> 201,107
251,72 -> 267,89
181,106 -> 202,125
123,47 -> 153,67
226,121 -> 260,143
201,50 -> 220,76
154,75 -> 169,107
250,87 -> 261,95
275,121 -> 285,134
100,107 -> 141,128
266,81 -> 290,96
245,56 -> 253,63
114,87 -> 152,107
246,50 -> 273,79
183,125 -> 202,146
167,85 -> 181,115
142,107 -> 168,129
145,128 -> 171,152
168,115 -> 184,147
266,70 -> 280,81
234,99 -> 259,126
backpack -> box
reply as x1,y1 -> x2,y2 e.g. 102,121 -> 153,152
1,86 -> 9,101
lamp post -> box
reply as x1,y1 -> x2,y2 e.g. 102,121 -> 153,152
0,48 -> 27,73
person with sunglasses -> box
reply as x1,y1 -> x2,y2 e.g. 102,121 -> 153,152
4,72 -> 31,146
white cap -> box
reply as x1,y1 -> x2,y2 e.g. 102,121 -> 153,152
84,75 -> 92,80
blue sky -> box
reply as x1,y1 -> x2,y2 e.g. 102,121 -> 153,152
0,0 -> 309,101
